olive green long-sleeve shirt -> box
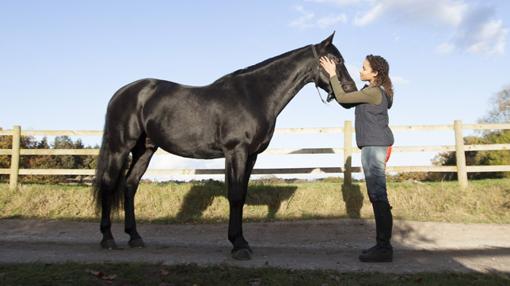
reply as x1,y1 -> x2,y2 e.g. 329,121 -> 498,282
329,75 -> 382,105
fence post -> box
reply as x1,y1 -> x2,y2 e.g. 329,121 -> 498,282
343,120 -> 353,186
454,120 -> 468,189
9,125 -> 21,190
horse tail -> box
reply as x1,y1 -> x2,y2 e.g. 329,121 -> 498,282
92,79 -> 152,215
92,124 -> 128,214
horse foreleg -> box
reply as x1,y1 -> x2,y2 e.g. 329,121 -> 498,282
124,145 -> 157,248
225,149 -> 252,260
243,154 -> 258,191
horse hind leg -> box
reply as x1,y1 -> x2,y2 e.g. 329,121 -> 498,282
98,147 -> 131,250
124,135 -> 157,248
95,127 -> 141,249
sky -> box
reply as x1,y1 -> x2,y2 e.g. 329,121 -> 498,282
1,1 -> 509,180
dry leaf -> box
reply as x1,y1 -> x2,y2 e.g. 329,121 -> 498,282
85,269 -> 117,281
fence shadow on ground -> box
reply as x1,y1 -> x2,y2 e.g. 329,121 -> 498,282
504,189 -> 510,209
341,182 -> 364,219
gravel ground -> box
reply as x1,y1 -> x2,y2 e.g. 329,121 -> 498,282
0,218 -> 509,273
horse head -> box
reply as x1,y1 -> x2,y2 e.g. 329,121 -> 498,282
312,32 -> 358,102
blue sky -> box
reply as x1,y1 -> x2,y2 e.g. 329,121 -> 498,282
1,1 -> 509,179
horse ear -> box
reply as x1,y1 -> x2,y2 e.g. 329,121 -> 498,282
319,31 -> 335,47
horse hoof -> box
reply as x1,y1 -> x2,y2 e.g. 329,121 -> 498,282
129,238 -> 145,248
101,239 -> 119,250
231,248 -> 252,260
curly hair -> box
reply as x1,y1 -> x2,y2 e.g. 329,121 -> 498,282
366,55 -> 393,97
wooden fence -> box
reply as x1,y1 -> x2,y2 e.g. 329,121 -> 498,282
1,120 -> 510,190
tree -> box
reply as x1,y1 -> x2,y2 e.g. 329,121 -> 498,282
0,129 -> 11,182
0,129 -> 97,184
480,85 -> 510,124
0,131 -> 41,182
431,85 -> 510,180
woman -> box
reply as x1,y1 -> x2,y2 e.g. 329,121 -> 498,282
320,55 -> 394,263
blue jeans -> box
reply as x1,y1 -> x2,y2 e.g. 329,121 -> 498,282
361,146 -> 390,204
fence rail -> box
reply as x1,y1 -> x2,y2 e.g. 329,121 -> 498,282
2,120 -> 510,190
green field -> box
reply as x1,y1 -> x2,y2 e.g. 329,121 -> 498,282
1,178 -> 509,224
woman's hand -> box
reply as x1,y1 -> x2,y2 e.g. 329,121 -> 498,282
319,56 -> 336,78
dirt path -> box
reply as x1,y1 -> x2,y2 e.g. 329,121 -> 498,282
0,218 -> 509,273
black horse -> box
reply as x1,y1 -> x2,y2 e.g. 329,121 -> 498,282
92,32 -> 356,260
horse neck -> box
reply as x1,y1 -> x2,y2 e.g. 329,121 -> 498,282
226,46 -> 315,119
260,48 -> 315,118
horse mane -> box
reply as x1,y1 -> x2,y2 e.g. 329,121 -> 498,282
212,45 -> 308,84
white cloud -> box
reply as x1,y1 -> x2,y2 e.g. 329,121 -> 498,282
305,0 -> 507,55
290,6 -> 348,29
354,3 -> 385,26
305,0 -> 365,5
317,14 -> 348,28
435,42 -> 455,54
452,6 -> 508,56
439,1 -> 467,27
463,19 -> 507,55
353,0 -> 467,27
289,6 -> 316,29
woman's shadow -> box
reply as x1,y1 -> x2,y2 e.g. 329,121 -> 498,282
176,180 -> 297,222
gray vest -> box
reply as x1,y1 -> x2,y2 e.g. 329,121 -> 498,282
354,86 -> 394,148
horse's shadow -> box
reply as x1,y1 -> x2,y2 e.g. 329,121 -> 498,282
176,180 -> 297,222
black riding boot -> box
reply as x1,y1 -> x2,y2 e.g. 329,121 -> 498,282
359,201 -> 393,262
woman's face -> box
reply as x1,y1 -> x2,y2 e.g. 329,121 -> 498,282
359,59 -> 378,82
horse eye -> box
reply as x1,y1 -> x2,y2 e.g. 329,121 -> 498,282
330,57 -> 340,64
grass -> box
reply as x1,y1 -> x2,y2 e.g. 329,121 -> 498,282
0,179 -> 509,285
0,263 -> 508,286
0,178 -> 509,224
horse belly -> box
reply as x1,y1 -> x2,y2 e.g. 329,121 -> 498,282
142,85 -> 224,159
146,119 -> 223,159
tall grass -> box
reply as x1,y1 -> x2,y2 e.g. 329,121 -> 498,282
0,178 -> 509,224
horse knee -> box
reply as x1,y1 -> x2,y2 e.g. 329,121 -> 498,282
125,180 -> 138,193
228,191 -> 246,206
101,174 -> 116,190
